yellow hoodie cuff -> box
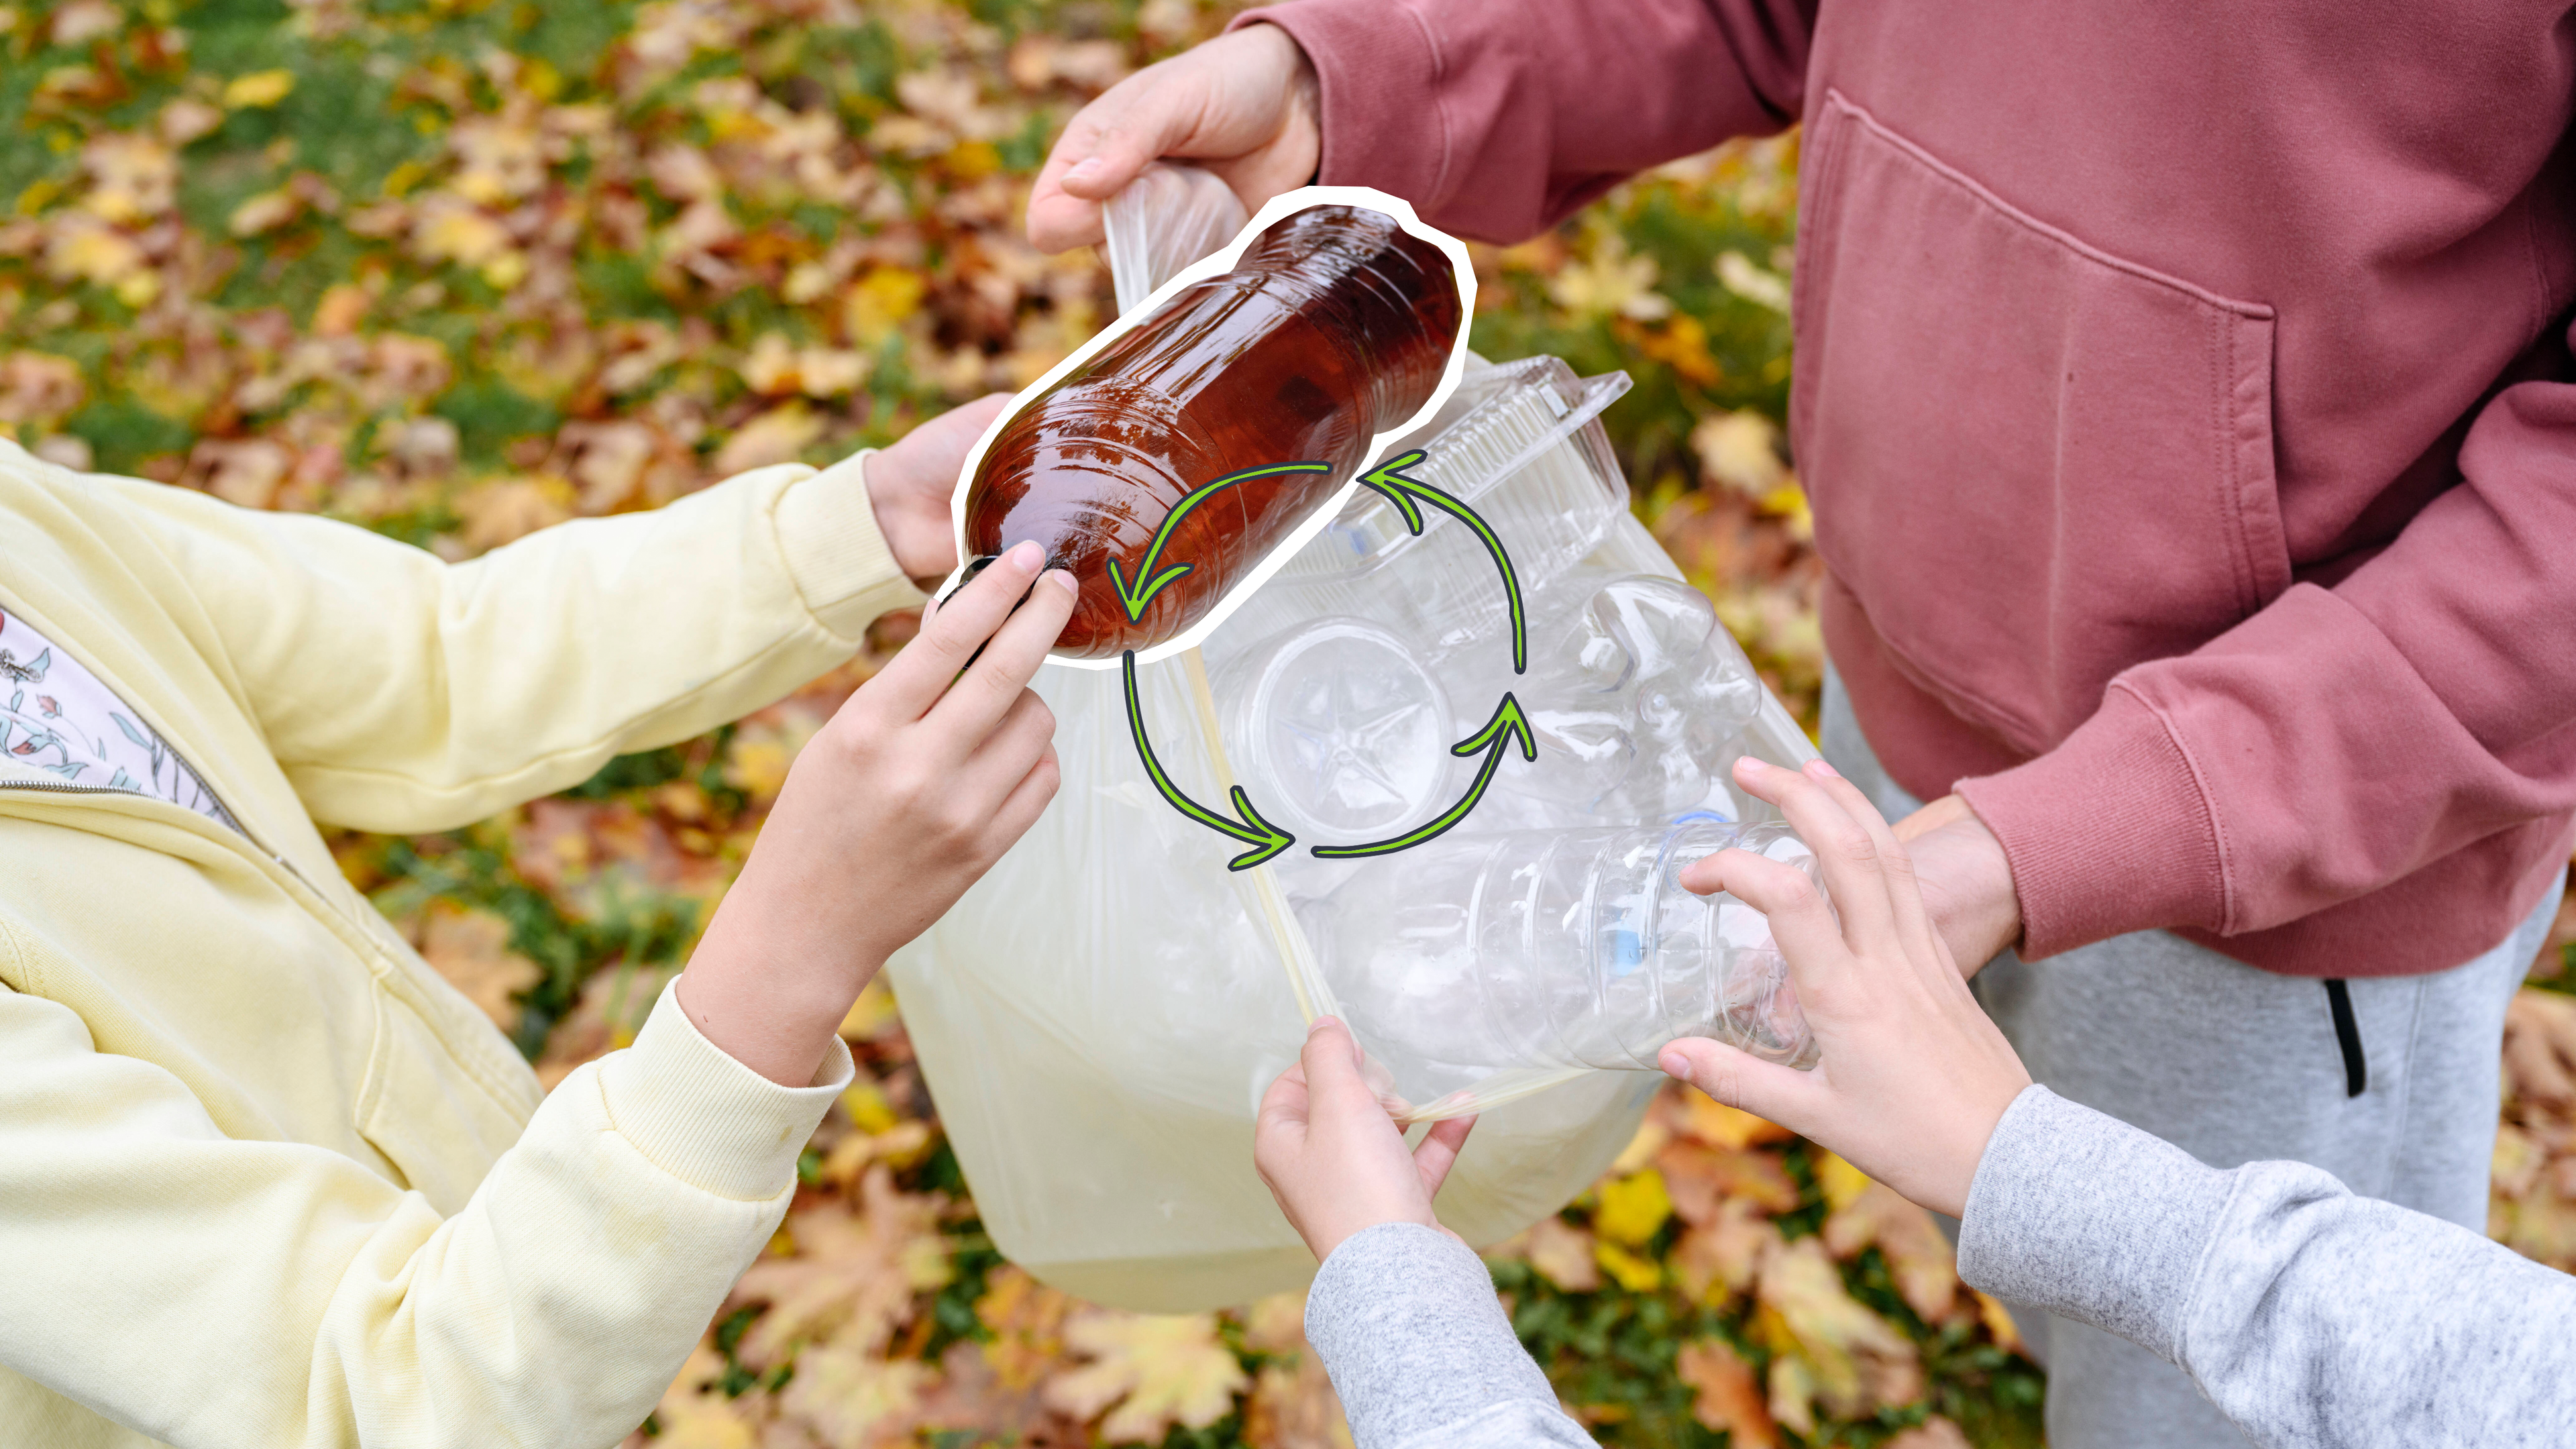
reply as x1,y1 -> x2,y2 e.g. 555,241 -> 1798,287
774,448 -> 930,640
598,977 -> 854,1201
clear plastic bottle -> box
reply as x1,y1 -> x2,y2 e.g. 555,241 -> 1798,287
1301,820 -> 1819,1104
963,204 -> 1461,657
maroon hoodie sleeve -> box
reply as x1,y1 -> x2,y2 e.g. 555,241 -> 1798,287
1958,363 -> 2576,961
1229,0 -> 1815,243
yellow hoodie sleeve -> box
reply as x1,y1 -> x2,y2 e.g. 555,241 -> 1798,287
0,969 -> 847,1449
91,452 -> 922,833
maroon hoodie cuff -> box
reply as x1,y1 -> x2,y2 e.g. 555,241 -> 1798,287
1230,5 -> 1446,203
1954,686 -> 2231,959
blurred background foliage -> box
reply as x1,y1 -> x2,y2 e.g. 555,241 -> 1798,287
5,1 -> 2573,1446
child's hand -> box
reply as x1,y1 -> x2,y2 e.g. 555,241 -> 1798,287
1254,1016 -> 1477,1263
1662,758 -> 2033,1219
863,394 -> 1012,590
677,541 -> 1075,1085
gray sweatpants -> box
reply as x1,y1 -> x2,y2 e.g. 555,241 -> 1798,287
1819,672 -> 2561,1449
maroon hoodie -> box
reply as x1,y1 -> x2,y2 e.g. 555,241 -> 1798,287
1237,0 -> 2576,977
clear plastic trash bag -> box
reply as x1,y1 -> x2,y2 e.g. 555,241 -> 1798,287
887,166 -> 1822,1311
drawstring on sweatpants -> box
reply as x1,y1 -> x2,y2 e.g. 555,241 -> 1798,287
2324,979 -> 2367,1098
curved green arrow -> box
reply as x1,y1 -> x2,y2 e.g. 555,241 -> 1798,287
1121,649 -> 1296,870
1106,461 -> 1334,623
1356,449 -> 1527,673
1309,694 -> 1538,859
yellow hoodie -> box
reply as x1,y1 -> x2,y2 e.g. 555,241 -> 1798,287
0,439 -> 922,1448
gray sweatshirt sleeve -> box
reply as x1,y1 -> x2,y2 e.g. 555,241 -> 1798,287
1958,1085 -> 2576,1449
1301,1222 -> 1595,1449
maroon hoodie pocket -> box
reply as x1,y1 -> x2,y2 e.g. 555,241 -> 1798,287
1792,90 -> 2288,753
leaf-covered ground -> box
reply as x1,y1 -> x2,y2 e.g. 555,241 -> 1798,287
7,3 -> 2575,1446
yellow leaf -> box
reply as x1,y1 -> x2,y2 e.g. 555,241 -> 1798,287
1548,231 -> 1668,321
651,1345 -> 757,1449
1690,409 -> 1786,495
1974,1290 -> 2024,1354
1043,1309 -> 1249,1444
1593,1169 -> 1673,1248
312,282 -> 370,336
228,189 -> 300,237
223,70 -> 297,109
44,219 -> 147,288
411,196 -> 515,269
1716,248 -> 1792,314
1813,1150 -> 1871,1212
975,1264 -> 1076,1389
453,477 -> 572,553
381,160 -> 431,199
1593,1239 -> 1662,1293
841,1079 -> 901,1136
1756,480 -> 1813,539
838,976 -> 901,1042
1608,1114 -> 1670,1177
1672,1090 -> 1794,1149
843,267 -> 926,347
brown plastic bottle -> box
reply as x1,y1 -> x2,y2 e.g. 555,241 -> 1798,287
961,204 -> 1461,657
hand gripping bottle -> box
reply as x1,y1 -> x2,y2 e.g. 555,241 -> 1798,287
961,205 -> 1461,657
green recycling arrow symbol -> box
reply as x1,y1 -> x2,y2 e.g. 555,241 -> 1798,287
1122,649 -> 1296,871
1356,449 -> 1528,674
1310,694 -> 1538,859
1106,461 -> 1334,623
1116,445 -> 1541,866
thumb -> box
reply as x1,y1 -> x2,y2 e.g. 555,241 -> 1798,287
1059,119 -> 1169,201
1411,1114 -> 1475,1200
1298,1016 -> 1384,1124
1658,1037 -> 1825,1137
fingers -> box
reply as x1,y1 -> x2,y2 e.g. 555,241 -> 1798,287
1411,1114 -> 1476,1201
977,737 -> 1061,859
928,568 -> 1078,742
1255,1061 -> 1311,1135
1658,1037 -> 1827,1138
1298,1016 -> 1390,1127
1727,756 -> 1900,954
869,541 -> 1047,719
1027,73 -> 1176,250
1799,762 -> 1945,966
1680,846 -> 1851,985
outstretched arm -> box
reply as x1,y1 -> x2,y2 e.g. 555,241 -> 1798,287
34,396 -> 1003,835
1665,757 -> 2576,1449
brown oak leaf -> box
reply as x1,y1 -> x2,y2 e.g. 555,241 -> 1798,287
1674,1338 -> 1776,1449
